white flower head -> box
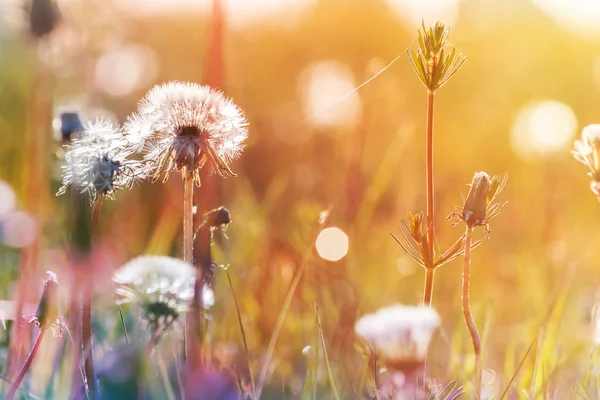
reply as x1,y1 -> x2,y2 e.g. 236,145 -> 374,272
355,304 -> 440,366
57,118 -> 145,200
113,255 -> 212,334
124,81 -> 248,186
573,124 -> 600,199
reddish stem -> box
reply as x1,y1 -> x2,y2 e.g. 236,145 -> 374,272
6,329 -> 44,400
423,90 -> 436,306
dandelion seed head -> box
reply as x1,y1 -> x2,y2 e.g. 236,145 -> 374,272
582,124 -> 600,144
355,305 -> 440,367
125,81 -> 248,186
57,118 -> 145,200
113,255 -> 212,334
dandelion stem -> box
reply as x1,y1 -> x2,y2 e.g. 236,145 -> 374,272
82,196 -> 102,399
462,225 -> 482,397
423,90 -> 436,306
183,169 -> 197,364
5,328 -> 44,400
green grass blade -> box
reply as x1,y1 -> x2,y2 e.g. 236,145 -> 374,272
314,302 -> 340,400
227,270 -> 256,399
499,335 -> 538,399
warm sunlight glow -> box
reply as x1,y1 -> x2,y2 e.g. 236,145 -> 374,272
511,100 -> 577,159
383,0 -> 459,27
300,60 -> 362,129
113,0 -> 316,28
95,45 -> 159,97
530,0 -> 600,37
316,227 -> 349,262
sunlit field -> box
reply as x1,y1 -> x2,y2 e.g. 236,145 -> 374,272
1,0 -> 600,399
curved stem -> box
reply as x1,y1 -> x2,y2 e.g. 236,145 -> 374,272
6,329 -> 44,400
463,226 -> 482,396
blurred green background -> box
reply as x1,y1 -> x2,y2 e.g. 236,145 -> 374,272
1,0 -> 600,397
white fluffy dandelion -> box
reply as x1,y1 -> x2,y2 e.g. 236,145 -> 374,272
57,118 -> 145,200
113,256 -> 214,334
355,304 -> 440,366
124,81 -> 248,186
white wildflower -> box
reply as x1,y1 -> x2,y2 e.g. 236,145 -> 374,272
355,304 -> 440,365
573,124 -> 600,199
113,255 -> 212,334
57,118 -> 145,200
124,81 -> 248,186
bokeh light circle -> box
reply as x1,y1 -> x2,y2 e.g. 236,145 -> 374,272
0,212 -> 38,248
299,60 -> 362,129
511,100 -> 577,159
316,227 -> 349,262
0,181 -> 16,215
530,0 -> 600,37
95,44 -> 159,97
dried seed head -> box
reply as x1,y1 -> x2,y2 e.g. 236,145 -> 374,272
355,304 -> 440,372
29,0 -> 61,39
53,111 -> 84,144
124,81 -> 248,186
573,124 -> 600,200
28,271 -> 64,337
462,171 -> 490,227
448,172 -> 507,234
57,118 -> 145,201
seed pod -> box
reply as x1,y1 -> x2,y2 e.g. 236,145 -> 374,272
461,172 -> 490,227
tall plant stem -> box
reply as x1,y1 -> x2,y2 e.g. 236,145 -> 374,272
82,196 -> 102,399
183,169 -> 196,364
423,268 -> 435,307
5,329 -> 44,400
423,90 -> 436,306
463,226 -> 482,397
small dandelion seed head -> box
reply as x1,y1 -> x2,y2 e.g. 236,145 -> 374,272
573,125 -> 600,190
355,304 -> 440,371
113,256 -> 212,335
124,81 -> 248,186
57,118 -> 145,201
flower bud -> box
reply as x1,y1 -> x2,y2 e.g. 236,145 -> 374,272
461,172 -> 490,227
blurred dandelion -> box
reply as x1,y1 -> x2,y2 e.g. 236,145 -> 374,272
125,81 -> 248,186
355,304 -> 440,398
56,117 -> 142,397
57,118 -> 145,201
114,255 -> 214,340
448,171 -> 506,397
572,124 -> 600,200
